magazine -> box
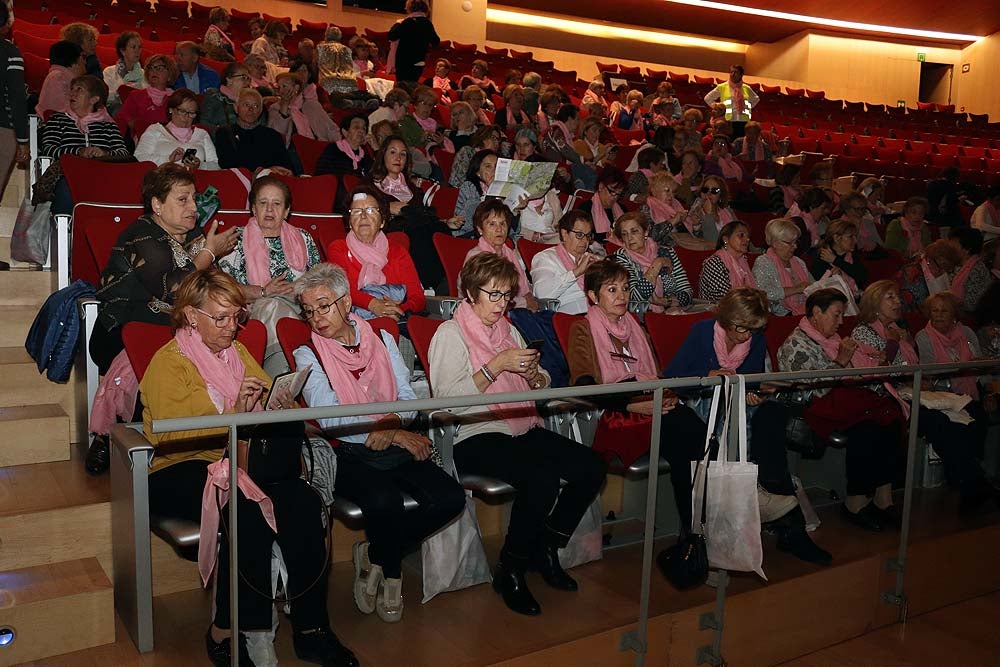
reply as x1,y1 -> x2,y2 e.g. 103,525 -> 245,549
485,158 -> 558,206
264,367 -> 312,410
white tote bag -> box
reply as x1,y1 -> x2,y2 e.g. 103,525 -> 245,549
557,414 -> 604,570
699,377 -> 766,579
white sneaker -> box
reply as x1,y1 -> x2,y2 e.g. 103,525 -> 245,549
377,577 -> 403,623
352,541 -> 380,615
758,486 -> 798,523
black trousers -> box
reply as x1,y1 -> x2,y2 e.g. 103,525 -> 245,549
843,420 -> 901,496
90,323 -> 124,376
918,402 -> 988,492
332,454 -> 466,579
454,428 -> 607,563
149,460 -> 330,632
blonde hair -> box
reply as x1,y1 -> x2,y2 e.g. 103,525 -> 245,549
716,288 -> 769,330
858,279 -> 898,324
921,291 -> 962,321
647,170 -> 677,195
764,218 -> 800,247
171,270 -> 247,331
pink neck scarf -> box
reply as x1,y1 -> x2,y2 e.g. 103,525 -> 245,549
781,186 -> 800,210
950,255 -> 980,300
901,218 -> 925,257
555,244 -> 586,291
242,217 -> 307,287
199,458 -> 275,586
739,138 -> 765,161
798,316 -> 869,369
146,86 -> 172,107
310,319 -> 399,420
335,138 -> 365,170
550,120 -> 573,143
478,237 -> 530,299
924,323 -> 978,399
67,108 -> 114,135
453,301 -> 542,435
174,327 -> 245,413
766,248 -> 810,315
801,210 -> 820,246
379,174 -> 413,202
166,121 -> 195,143
346,230 -> 389,288
414,113 -> 437,132
207,23 -> 236,50
713,320 -> 752,370
920,257 -> 949,295
432,75 -> 450,89
849,322 -> 912,416
624,237 -> 659,270
287,94 -> 315,140
715,248 -> 758,289
586,306 -> 659,383
590,201 -> 623,234
714,154 -> 742,180
869,319 -> 919,365
646,194 -> 683,223
506,107 -> 526,128
220,84 -> 239,102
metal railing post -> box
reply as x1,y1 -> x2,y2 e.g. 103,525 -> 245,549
229,424 -> 239,667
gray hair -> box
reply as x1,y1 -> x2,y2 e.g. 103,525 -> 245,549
522,71 -> 541,88
764,217 -> 800,247
294,262 -> 350,300
324,26 -> 342,42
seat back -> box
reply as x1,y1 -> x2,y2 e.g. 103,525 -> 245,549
516,237 -> 549,272
432,232 -> 476,296
123,320 -> 267,380
645,311 -> 714,370
428,185 -> 460,220
291,134 -> 331,175
61,155 -> 154,205
194,169 -> 253,209
75,203 -> 144,285
764,315 -> 800,368
272,173 -> 339,213
551,313 -> 584,361
407,316 -> 446,385
673,246 -> 715,290
286,212 -> 347,257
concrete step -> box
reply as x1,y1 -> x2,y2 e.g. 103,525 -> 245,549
0,557 -> 114,666
0,304 -> 39,348
0,346 -> 72,411
0,235 -> 40,268
0,173 -> 25,208
0,268 -> 54,306
0,404 -> 70,466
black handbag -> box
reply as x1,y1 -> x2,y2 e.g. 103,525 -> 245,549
239,419 -> 309,486
657,435 -> 713,590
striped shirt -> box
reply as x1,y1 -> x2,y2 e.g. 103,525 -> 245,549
0,38 -> 29,143
40,112 -> 130,159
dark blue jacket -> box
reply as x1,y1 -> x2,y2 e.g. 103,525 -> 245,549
173,62 -> 221,94
664,318 -> 767,379
25,280 -> 96,383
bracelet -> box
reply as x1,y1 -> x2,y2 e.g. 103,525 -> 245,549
480,364 -> 497,383
260,285 -> 266,298
199,247 -> 216,262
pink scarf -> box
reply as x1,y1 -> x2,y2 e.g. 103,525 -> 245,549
950,255 -> 980,301
798,316 -> 869,369
924,323 -> 978,399
346,230 -> 389,288
379,174 -> 413,202
174,327 -> 247,413
242,217 -> 307,287
901,218 -> 925,257
714,248 -> 757,289
67,108 -> 114,135
800,210 -> 821,247
166,121 -> 195,144
89,349 -> 138,436
646,195 -> 684,224
146,86 -> 172,107
477,238 -> 530,300
310,319 -> 399,420
623,237 -> 665,308
766,248 -> 810,315
353,58 -> 371,74
550,119 -> 573,144
849,322 -> 912,416
335,139 -> 365,170
506,107 -> 527,128
585,306 -> 659,384
781,186 -> 800,211
287,94 -> 315,139
199,458 -> 276,586
555,244 -> 586,291
869,319 -> 919,365
414,114 -> 437,132
219,84 -> 239,102
590,201 -> 623,235
713,320 -> 752,371
739,138 -> 765,161
207,23 -> 236,50
432,75 -> 451,90
453,301 -> 542,435
714,153 -> 742,180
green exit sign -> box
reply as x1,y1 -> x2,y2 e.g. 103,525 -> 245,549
917,52 -> 927,62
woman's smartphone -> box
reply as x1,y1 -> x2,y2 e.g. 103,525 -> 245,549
526,339 -> 545,351
182,148 -> 197,162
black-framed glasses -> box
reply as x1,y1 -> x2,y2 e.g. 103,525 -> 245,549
172,108 -> 197,118
732,325 -> 759,335
701,186 -> 723,195
567,229 -> 594,241
348,206 -> 380,219
195,307 -> 249,328
478,287 -> 514,303
302,293 -> 346,320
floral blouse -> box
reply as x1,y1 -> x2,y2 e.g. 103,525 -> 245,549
218,229 -> 321,286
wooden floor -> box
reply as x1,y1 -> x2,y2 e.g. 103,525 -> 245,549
15,488 -> 1000,667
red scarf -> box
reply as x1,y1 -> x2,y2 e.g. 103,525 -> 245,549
242,217 -> 307,287
585,306 -> 659,384
923,323 -> 978,399
714,248 -> 757,289
452,301 -> 542,435
555,244 -> 586,291
950,255 -> 980,301
310,319 -> 399,420
766,248 -> 809,315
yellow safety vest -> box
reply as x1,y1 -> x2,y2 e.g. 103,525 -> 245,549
717,82 -> 753,122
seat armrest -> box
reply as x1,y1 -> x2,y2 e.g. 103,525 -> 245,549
425,295 -> 460,319
427,409 -> 458,470
79,298 -> 101,445
538,298 -> 560,312
111,422 -> 155,470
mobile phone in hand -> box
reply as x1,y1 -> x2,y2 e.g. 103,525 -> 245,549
182,148 -> 197,162
526,339 -> 545,351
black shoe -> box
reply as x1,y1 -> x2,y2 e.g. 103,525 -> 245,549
85,435 -> 110,475
959,478 -> 1000,516
0,260 -> 9,271
531,545 -> 578,591
293,627 -> 359,667
776,524 -> 833,566
205,628 -> 256,667
492,557 -> 541,616
869,504 -> 902,529
840,503 -> 882,532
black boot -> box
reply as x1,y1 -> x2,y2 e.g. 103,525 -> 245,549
205,627 -> 256,667
531,544 -> 578,591
85,435 -> 110,475
492,554 -> 541,616
775,508 -> 832,566
293,627 -> 359,667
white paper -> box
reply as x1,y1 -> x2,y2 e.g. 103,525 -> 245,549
265,367 -> 312,410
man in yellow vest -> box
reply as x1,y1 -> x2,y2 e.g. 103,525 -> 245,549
703,65 -> 758,139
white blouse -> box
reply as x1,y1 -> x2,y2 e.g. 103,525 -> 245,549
134,124 -> 220,170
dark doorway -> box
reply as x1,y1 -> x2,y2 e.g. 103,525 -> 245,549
919,62 -> 953,105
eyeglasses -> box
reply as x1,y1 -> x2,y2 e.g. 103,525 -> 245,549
478,287 -> 514,303
732,325 -> 758,335
701,186 -> 723,195
348,206 -> 380,219
301,294 -> 346,320
195,307 -> 249,328
566,229 -> 594,241
172,108 -> 197,118
230,73 -> 250,80
149,64 -> 169,72
603,186 -> 624,198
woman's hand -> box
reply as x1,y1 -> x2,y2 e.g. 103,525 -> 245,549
835,337 -> 858,367
182,154 -> 202,171
572,252 -> 598,277
513,194 -> 529,214
490,347 -> 540,375
819,246 -> 836,263
369,298 -> 405,320
885,322 -> 908,342
643,256 -> 671,283
627,391 -> 678,415
708,368 -> 735,377
268,387 -> 295,410
205,220 -> 240,258
235,376 -> 268,412
445,215 -> 465,230
392,430 -> 433,461
389,200 -> 406,216
524,293 -> 541,312
168,147 -> 186,163
268,166 -> 293,176
261,273 -> 293,298
79,146 -> 107,159
746,390 -> 765,406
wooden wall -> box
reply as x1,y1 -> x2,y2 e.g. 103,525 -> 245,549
956,31 -> 1000,118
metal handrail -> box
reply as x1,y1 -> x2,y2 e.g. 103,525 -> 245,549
148,358 -> 1000,667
